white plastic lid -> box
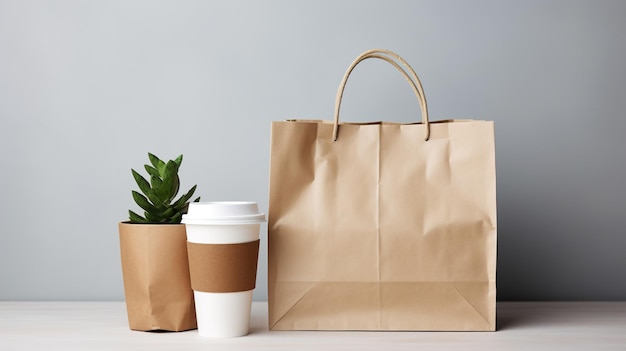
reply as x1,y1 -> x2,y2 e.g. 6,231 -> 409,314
181,201 -> 266,225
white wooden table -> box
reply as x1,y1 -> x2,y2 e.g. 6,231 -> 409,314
1,302 -> 624,350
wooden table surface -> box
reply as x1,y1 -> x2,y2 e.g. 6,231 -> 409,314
1,302 -> 625,350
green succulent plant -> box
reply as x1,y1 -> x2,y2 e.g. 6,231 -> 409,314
128,153 -> 200,224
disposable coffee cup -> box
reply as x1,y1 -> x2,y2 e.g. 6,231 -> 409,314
182,201 -> 265,337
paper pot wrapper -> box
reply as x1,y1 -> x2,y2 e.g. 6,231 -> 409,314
119,222 -> 197,331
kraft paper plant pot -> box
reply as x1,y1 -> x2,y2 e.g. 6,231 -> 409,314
118,222 -> 197,331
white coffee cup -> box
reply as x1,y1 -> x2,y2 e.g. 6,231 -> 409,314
182,202 -> 265,337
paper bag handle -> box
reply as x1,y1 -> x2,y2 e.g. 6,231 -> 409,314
333,49 -> 430,141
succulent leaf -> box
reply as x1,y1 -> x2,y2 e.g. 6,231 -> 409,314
178,196 -> 200,216
128,153 -> 199,224
150,176 -> 165,203
161,207 -> 176,219
132,191 -> 158,214
148,153 -> 166,175
173,154 -> 183,169
144,211 -> 161,223
129,210 -> 148,223
172,184 -> 197,209
161,161 -> 179,202
144,165 -> 160,178
169,213 -> 183,223
131,169 -> 151,195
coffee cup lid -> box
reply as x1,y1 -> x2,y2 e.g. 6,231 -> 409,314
181,201 -> 266,225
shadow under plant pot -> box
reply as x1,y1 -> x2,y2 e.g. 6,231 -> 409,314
119,222 -> 196,331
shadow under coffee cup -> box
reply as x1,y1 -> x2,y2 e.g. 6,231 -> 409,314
182,202 -> 265,337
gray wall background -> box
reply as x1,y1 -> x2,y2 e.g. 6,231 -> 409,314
1,0 -> 624,301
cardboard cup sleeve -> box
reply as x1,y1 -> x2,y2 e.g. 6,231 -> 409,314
187,240 -> 260,293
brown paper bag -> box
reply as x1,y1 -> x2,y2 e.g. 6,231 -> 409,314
268,49 -> 497,331
119,222 -> 197,331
